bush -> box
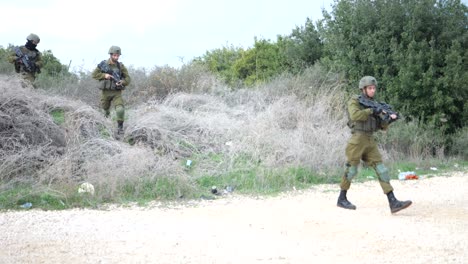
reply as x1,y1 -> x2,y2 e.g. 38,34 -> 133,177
376,120 -> 446,161
0,45 -> 15,74
125,63 -> 224,106
449,127 -> 468,160
0,76 -> 65,181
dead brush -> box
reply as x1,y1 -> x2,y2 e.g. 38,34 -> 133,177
0,76 -> 65,181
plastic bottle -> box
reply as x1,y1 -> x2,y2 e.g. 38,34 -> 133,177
20,202 -> 32,209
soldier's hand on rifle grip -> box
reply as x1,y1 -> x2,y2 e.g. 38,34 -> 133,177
116,80 -> 124,87
104,73 -> 112,80
390,114 -> 398,120
374,106 -> 384,115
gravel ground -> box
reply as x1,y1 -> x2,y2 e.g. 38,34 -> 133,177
1,172 -> 467,264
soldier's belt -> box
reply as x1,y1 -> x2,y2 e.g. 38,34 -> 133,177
352,130 -> 374,136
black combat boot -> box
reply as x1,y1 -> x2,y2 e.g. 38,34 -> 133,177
337,190 -> 357,210
117,121 -> 124,135
387,191 -> 412,214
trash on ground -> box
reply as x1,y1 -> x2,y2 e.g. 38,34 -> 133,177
398,171 -> 419,180
20,202 -> 32,209
430,167 -> 438,171
210,185 -> 235,196
78,182 -> 95,195
225,185 -> 235,193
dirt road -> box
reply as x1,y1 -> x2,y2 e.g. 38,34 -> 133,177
1,173 -> 467,264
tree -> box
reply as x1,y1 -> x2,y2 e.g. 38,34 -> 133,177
318,0 -> 468,132
194,45 -> 243,87
277,17 -> 323,74
232,38 -> 284,86
41,50 -> 69,76
0,45 -> 15,74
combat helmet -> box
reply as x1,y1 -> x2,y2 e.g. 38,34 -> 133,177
358,76 -> 377,89
27,33 -> 40,43
108,46 -> 122,55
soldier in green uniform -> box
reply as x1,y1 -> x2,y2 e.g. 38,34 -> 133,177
8,33 -> 43,86
92,46 -> 131,134
337,76 -> 412,214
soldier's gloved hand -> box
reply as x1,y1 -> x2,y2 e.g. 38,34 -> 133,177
115,80 -> 124,87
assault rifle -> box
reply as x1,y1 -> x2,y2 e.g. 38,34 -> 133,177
358,95 -> 400,123
97,61 -> 123,86
15,47 -> 40,73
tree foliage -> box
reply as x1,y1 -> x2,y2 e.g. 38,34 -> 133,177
232,38 -> 284,86
277,17 -> 323,74
318,0 -> 468,132
194,44 -> 243,87
40,50 -> 72,77
0,45 -> 15,74
195,20 -> 323,86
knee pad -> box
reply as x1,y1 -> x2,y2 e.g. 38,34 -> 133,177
115,105 -> 125,120
345,164 -> 358,180
375,163 -> 390,182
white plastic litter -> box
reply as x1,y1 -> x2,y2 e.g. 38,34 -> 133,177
78,182 -> 95,195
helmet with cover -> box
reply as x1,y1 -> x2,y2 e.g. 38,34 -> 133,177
108,46 -> 122,55
359,76 -> 377,89
27,33 -> 40,43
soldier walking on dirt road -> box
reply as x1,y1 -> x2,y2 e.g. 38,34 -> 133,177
337,76 -> 412,214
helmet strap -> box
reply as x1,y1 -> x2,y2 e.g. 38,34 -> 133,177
362,87 -> 372,98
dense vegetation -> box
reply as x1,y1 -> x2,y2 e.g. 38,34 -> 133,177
2,0 -> 465,134
0,0 -> 466,209
196,0 -> 467,134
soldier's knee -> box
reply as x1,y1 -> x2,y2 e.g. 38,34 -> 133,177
375,163 -> 390,182
115,105 -> 125,120
115,104 -> 124,112
345,164 -> 358,180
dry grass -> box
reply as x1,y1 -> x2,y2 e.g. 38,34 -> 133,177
0,65 -> 452,205
123,67 -> 350,178
0,76 -> 65,182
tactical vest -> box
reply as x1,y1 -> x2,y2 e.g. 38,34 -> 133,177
15,46 -> 39,74
99,60 -> 124,90
347,97 -> 379,134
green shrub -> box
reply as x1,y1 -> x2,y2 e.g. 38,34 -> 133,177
449,127 -> 468,160
377,120 -> 446,160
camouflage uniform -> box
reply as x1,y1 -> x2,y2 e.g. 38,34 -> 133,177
8,33 -> 43,86
337,76 -> 412,214
91,46 -> 131,134
340,93 -> 393,194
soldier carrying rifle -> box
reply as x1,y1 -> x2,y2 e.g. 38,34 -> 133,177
337,76 -> 412,214
92,46 -> 131,135
8,33 -> 43,87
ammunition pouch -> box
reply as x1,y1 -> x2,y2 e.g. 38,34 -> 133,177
99,79 -> 124,90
